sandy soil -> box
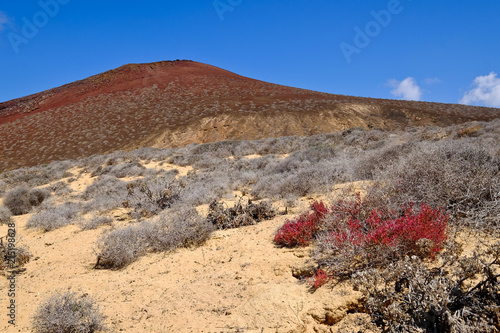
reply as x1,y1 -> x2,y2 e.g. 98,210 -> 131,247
0,166 -> 378,333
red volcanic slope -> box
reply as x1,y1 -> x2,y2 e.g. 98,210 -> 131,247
0,61 -> 248,123
0,60 -> 499,172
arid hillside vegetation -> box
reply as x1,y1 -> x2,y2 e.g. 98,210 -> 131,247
1,60 -> 500,172
1,120 -> 499,332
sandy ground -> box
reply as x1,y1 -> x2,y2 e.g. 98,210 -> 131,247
0,163 -> 378,333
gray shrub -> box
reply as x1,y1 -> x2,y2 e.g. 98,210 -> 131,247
96,207 -> 213,269
4,186 -> 50,215
32,290 -> 107,333
80,216 -> 113,230
0,205 -> 12,224
26,202 -> 81,231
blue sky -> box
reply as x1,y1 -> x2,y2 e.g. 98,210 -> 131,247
1,0 -> 499,107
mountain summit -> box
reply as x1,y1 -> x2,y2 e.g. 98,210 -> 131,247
0,60 -> 499,171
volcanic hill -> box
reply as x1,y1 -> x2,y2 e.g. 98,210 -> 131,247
1,60 -> 499,172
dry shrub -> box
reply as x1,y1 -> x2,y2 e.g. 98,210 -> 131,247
0,206 -> 12,225
353,241 -> 500,333
29,188 -> 51,207
371,140 -> 500,233
80,216 -> 113,230
90,161 -> 145,178
48,181 -> 74,196
26,202 -> 81,231
95,224 -> 147,269
457,125 -> 482,138
206,198 -> 276,230
32,290 -> 106,333
82,176 -> 128,212
124,175 -> 181,219
96,207 -> 213,269
4,186 -> 50,215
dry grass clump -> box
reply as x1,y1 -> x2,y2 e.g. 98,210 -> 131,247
206,198 -> 276,230
79,216 -> 113,230
96,207 -> 213,269
90,161 -> 146,178
0,206 -> 12,224
457,125 -> 482,138
353,241 -> 500,333
124,175 -> 181,219
82,176 -> 128,212
32,290 -> 107,333
4,186 -> 50,215
26,201 -> 81,231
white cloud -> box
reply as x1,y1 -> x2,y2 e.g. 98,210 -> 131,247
0,11 -> 10,32
460,72 -> 500,108
387,77 -> 423,101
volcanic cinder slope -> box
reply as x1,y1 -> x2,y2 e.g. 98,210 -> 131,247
1,60 -> 499,172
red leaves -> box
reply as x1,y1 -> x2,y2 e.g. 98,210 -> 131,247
273,201 -> 327,247
275,196 -> 449,260
311,269 -> 329,289
273,216 -> 314,247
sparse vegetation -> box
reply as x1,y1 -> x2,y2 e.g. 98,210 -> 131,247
80,216 -> 113,230
82,176 -> 128,213
96,207 -> 213,269
353,242 -> 500,332
207,198 -> 276,230
32,290 -> 107,333
124,175 -> 181,219
26,201 -> 81,231
4,186 -> 50,215
0,116 -> 499,332
0,206 -> 12,224
370,140 -> 500,232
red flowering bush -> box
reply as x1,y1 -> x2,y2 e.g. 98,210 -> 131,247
311,269 -> 329,289
273,201 -> 327,247
327,203 -> 448,259
275,194 -> 449,282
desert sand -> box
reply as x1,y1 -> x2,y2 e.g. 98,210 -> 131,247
0,163 -> 377,333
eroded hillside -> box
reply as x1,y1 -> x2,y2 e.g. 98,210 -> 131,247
1,60 -> 499,172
